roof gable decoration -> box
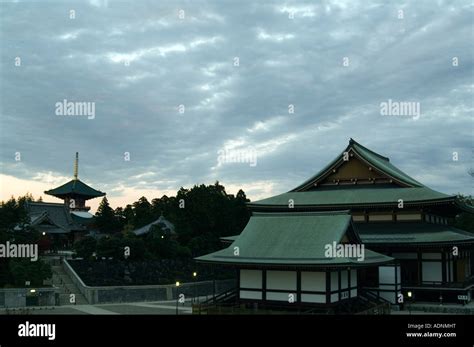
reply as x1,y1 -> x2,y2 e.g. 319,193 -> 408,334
292,139 -> 423,191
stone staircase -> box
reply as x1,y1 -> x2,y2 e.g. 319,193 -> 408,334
51,265 -> 88,305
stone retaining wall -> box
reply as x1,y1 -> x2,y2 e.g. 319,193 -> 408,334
63,259 -> 236,304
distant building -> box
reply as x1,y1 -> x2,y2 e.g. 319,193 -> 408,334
132,215 -> 176,238
197,139 -> 474,312
26,201 -> 87,248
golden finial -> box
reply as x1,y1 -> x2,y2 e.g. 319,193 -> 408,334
74,152 -> 79,179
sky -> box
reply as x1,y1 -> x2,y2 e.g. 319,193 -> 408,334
0,0 -> 472,212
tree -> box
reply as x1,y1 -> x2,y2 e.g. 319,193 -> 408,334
74,236 -> 97,259
96,236 -> 123,259
0,194 -> 35,231
132,197 -> 153,228
95,197 -> 119,233
454,194 -> 474,233
9,259 -> 52,287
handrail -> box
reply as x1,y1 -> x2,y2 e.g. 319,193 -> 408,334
359,288 -> 392,304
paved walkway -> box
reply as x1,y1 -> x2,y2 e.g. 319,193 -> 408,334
70,305 -> 120,315
1,298 -> 196,315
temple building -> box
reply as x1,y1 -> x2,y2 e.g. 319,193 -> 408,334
24,153 -> 105,249
196,139 -> 474,312
132,214 -> 177,238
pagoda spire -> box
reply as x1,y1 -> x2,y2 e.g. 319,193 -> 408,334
74,152 -> 79,180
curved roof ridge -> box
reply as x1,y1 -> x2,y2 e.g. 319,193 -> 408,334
291,138 -> 424,191
350,138 -> 390,161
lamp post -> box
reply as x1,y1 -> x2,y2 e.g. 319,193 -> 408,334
192,272 -> 197,303
407,291 -> 412,315
175,281 -> 180,315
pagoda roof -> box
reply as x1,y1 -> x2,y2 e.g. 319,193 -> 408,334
292,138 -> 423,191
248,186 -> 454,209
358,222 -> 474,246
196,211 -> 393,267
44,179 -> 105,200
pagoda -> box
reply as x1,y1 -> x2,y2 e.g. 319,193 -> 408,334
44,152 -> 105,212
21,153 -> 106,248
196,139 -> 474,312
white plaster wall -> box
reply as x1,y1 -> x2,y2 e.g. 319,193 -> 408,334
422,262 -> 442,282
341,270 -> 348,289
266,291 -> 294,302
350,269 -> 357,287
331,271 -> 338,291
379,266 -> 396,284
301,294 -> 326,303
240,290 -> 262,300
240,270 -> 262,289
301,272 -> 325,292
266,271 -> 297,290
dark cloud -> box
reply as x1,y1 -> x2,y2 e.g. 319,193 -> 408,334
0,0 -> 472,203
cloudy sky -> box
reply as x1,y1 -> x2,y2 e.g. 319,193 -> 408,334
0,0 -> 472,212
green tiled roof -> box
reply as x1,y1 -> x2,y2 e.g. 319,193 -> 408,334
248,186 -> 453,208
250,139 -> 456,209
220,235 -> 239,242
45,179 -> 105,199
358,223 -> 474,245
196,211 -> 393,266
292,139 -> 423,191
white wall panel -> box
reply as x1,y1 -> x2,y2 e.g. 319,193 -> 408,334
240,290 -> 262,300
379,266 -> 396,284
301,272 -> 325,292
331,271 -> 338,291
266,291 -> 294,302
341,270 -> 348,289
422,262 -> 442,282
301,294 -> 326,303
240,270 -> 262,289
266,271 -> 297,290
350,269 -> 357,287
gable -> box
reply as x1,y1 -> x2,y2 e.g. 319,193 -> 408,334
317,153 -> 395,187
292,139 -> 423,192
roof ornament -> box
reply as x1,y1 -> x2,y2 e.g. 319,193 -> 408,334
74,152 -> 79,180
